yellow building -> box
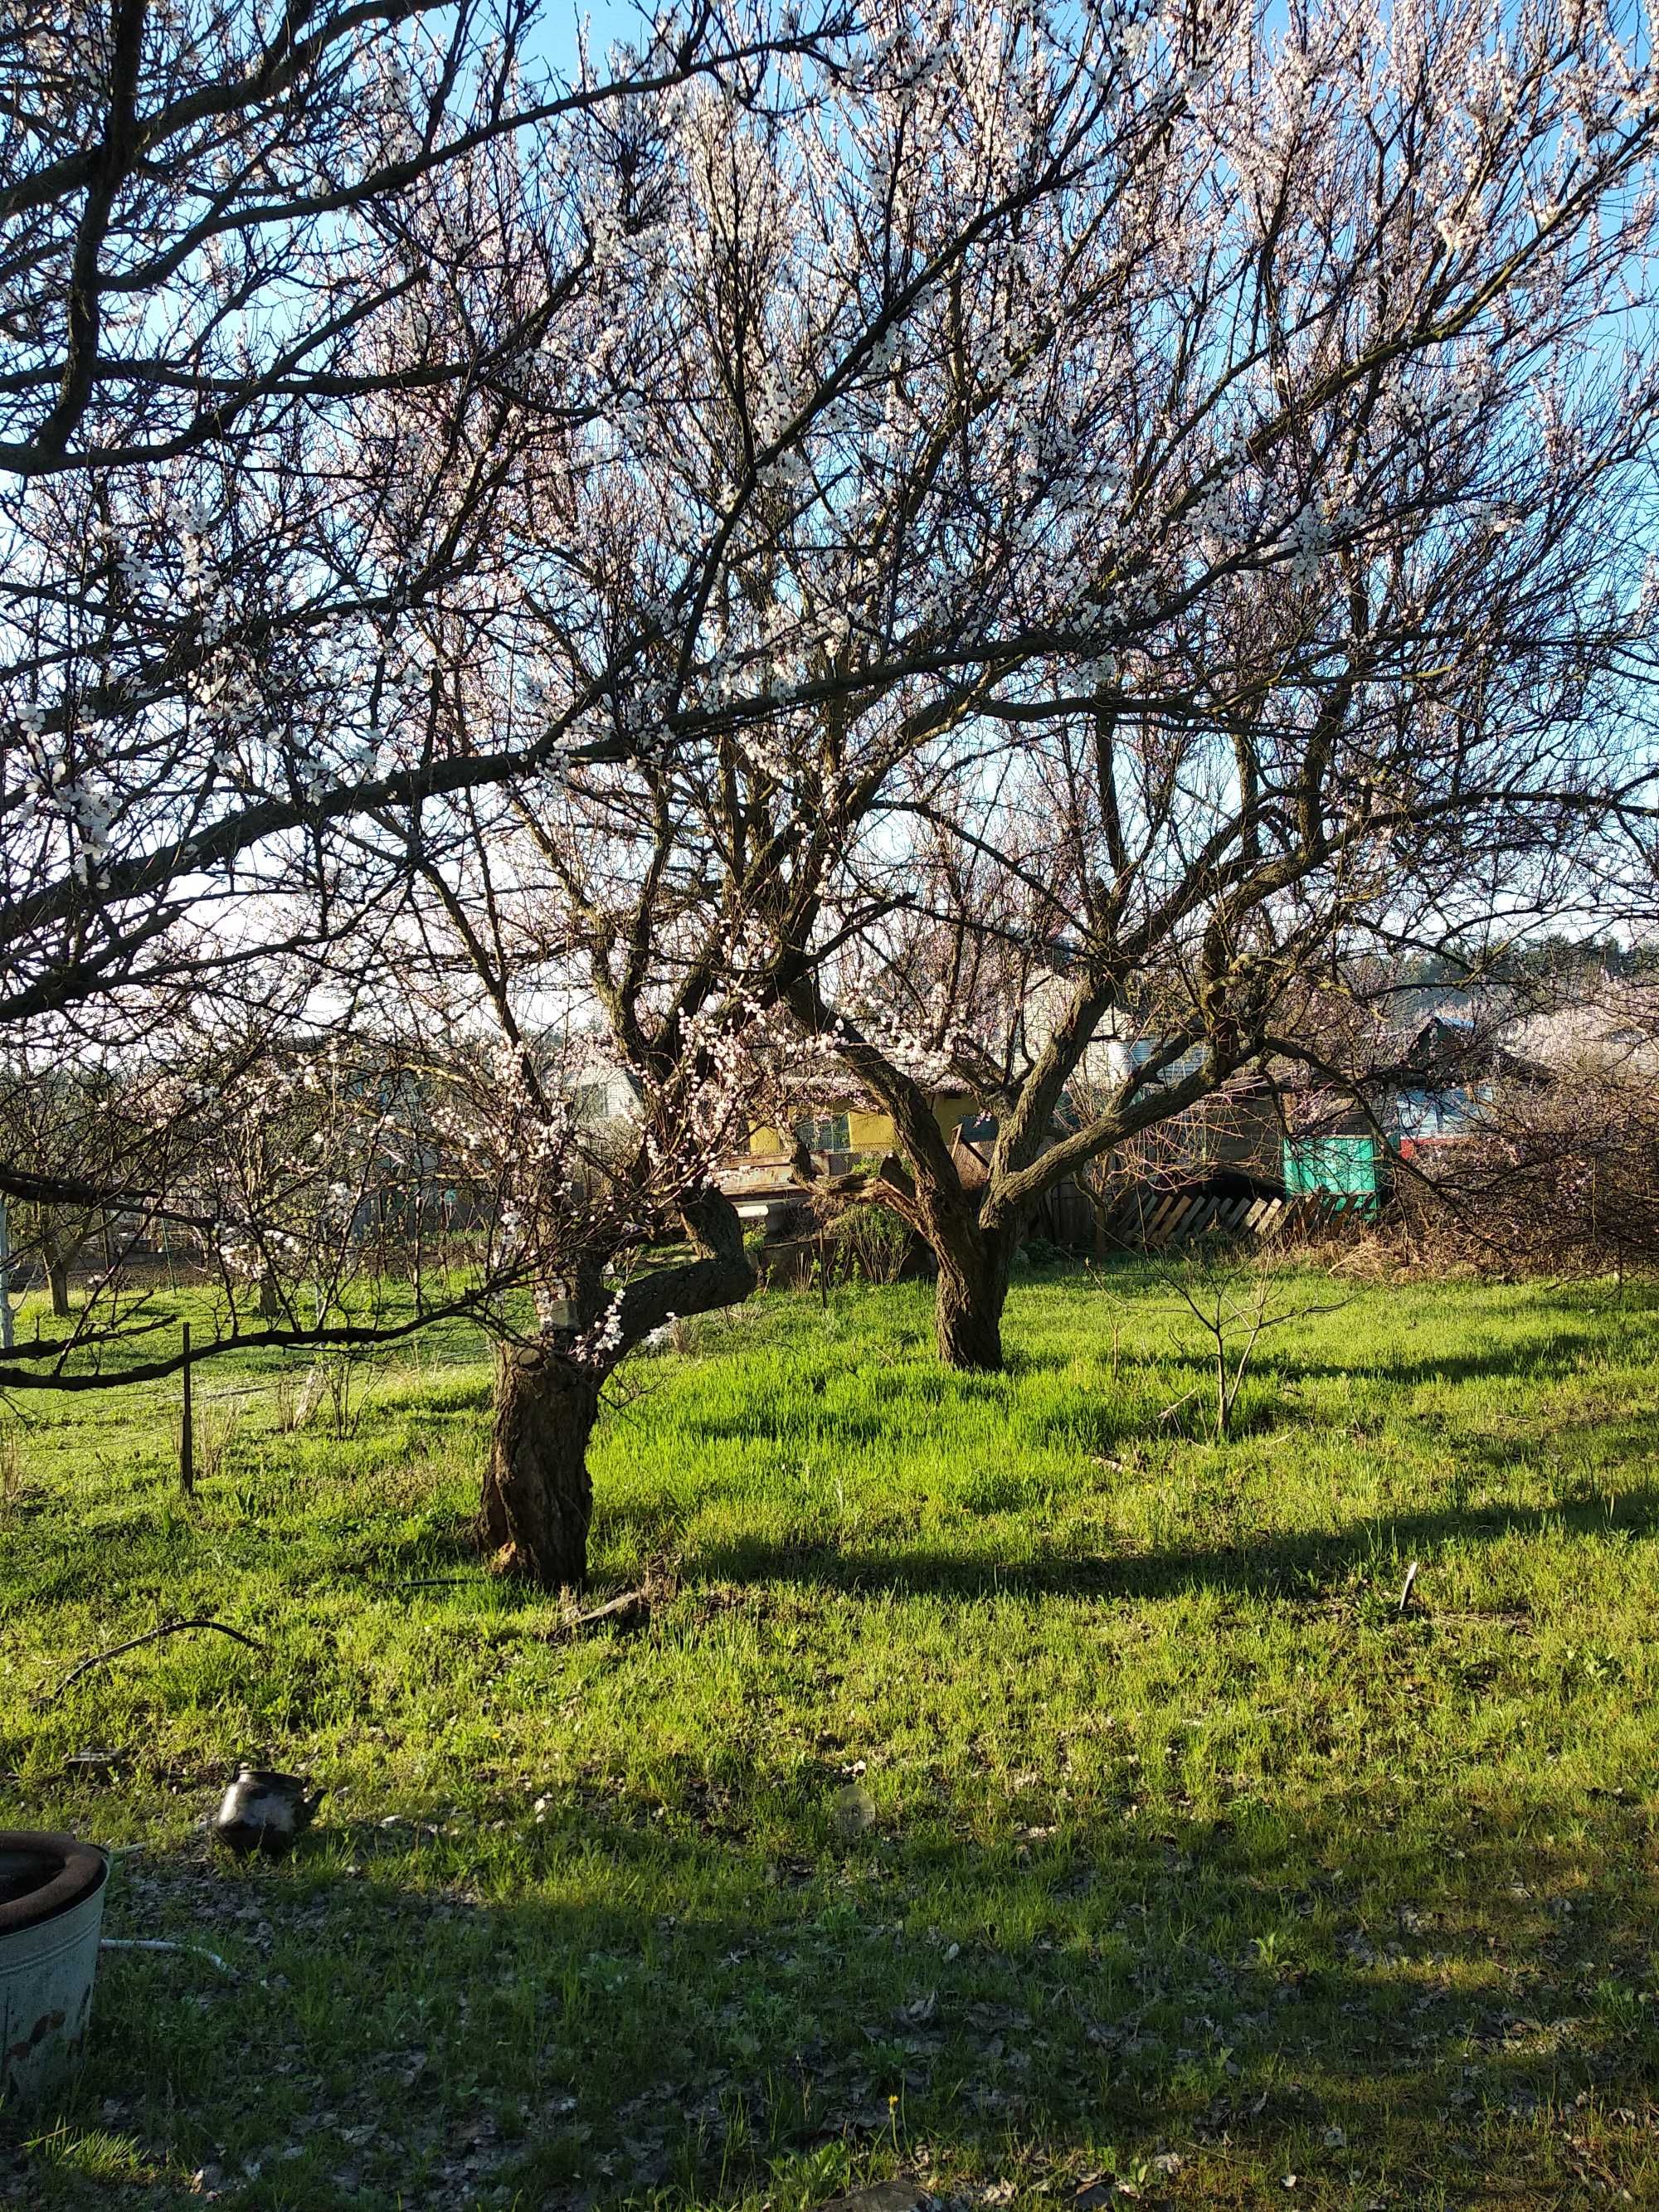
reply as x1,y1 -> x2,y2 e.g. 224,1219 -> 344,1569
747,1092 -> 976,1164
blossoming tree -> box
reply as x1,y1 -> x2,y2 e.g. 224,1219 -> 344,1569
315,0 -> 1204,1573
0,0 -> 849,1371
0,0 -> 851,1047
678,0 -> 1659,1366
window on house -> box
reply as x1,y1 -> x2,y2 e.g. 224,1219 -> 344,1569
796,1113 -> 851,1152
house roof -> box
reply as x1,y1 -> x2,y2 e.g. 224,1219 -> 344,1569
1499,983 -> 1659,1084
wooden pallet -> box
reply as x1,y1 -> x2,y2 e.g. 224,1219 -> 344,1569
1102,1189 -> 1374,1252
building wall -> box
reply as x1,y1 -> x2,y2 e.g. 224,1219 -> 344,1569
1282,1133 -> 1379,1198
1202,1094 -> 1282,1179
748,1095 -> 973,1158
1392,1086 -> 1477,1140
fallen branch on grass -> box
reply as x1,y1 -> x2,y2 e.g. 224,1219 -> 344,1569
553,1588 -> 651,1639
49,1618 -> 265,1701
100,1937 -> 232,1975
1157,1383 -> 1204,1422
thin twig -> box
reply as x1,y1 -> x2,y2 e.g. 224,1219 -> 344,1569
1397,1560 -> 1420,1615
50,1617 -> 264,1700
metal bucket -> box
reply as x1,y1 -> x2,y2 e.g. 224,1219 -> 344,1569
0,1831 -> 109,2104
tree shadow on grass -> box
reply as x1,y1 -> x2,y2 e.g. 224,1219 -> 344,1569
1025,1339 -> 1642,1405
1282,1341 -> 1637,1390
333,1462 -> 1659,1615
672,1487 -> 1659,1605
1029,1388 -> 1303,1456
1003,1280 -> 1659,1396
15,1779 -> 1657,2212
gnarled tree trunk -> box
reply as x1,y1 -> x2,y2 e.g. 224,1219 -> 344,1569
933,1223 -> 1014,1371
46,1254 -> 71,1319
806,1143 -> 1017,1371
479,1186 -> 757,1587
480,1340 -> 601,1589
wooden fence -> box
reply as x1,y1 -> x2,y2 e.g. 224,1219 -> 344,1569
1095,1188 -> 1377,1252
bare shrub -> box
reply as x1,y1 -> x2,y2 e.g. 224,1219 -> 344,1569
0,1425 -> 22,1514
273,1366 -> 330,1435
173,1398 -> 240,1485
1398,1081 -> 1659,1279
319,1350 -> 382,1442
1101,1242 -> 1347,1441
826,1206 -> 912,1286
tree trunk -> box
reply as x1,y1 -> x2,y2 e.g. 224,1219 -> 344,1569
47,1257 -> 71,1319
474,1184 -> 754,1585
258,1271 -> 280,1320
933,1228 -> 1012,1371
479,1339 -> 601,1588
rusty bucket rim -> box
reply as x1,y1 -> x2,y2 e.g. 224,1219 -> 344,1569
0,1830 -> 109,1938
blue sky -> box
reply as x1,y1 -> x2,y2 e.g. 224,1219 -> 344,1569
536,0 -> 668,79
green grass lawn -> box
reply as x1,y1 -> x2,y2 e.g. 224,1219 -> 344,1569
2,1266 -> 1657,2211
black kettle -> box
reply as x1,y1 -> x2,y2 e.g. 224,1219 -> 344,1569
212,1764 -> 323,1857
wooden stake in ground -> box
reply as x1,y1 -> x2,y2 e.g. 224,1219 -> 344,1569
179,1321 -> 194,1495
